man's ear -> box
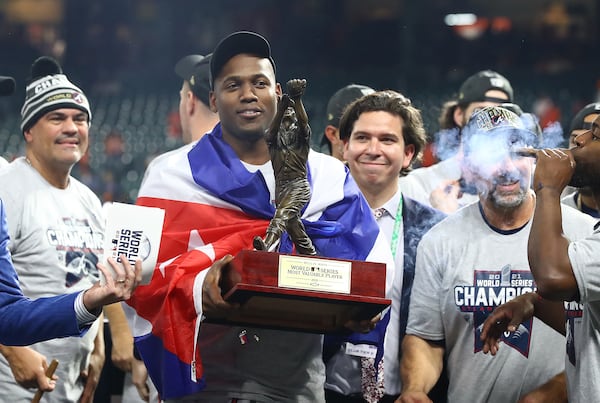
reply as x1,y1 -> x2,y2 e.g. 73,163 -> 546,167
453,106 -> 465,128
209,91 -> 218,113
341,138 -> 350,160
324,125 -> 340,145
23,129 -> 33,143
187,91 -> 196,115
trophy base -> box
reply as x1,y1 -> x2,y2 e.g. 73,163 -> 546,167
206,250 -> 391,333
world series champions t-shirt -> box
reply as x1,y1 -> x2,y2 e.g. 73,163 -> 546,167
0,157 -> 104,402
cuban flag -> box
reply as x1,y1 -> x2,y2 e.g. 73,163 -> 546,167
128,123 -> 393,399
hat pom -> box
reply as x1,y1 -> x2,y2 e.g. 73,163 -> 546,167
30,56 -> 63,80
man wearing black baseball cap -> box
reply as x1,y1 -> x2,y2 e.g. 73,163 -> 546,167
140,54 -> 220,193
317,84 -> 375,160
174,53 -> 219,145
132,30 -> 394,402
399,69 -> 515,213
209,31 -> 276,89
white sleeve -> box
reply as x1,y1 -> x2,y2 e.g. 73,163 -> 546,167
569,231 -> 600,303
405,234 -> 445,341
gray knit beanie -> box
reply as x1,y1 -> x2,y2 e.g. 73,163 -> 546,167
21,56 -> 91,133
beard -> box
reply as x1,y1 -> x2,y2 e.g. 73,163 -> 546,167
569,164 -> 594,188
486,170 -> 529,209
489,186 -> 527,209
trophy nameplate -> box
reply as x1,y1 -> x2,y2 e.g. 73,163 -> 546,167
208,249 -> 391,333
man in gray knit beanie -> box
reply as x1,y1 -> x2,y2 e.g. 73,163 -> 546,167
20,56 -> 92,133
0,56 -> 138,402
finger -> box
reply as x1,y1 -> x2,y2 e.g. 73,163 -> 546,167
212,255 -> 234,290
79,383 -> 94,403
133,259 -> 143,284
35,371 -> 54,392
95,263 -> 115,287
136,383 -> 150,402
482,339 -> 500,355
480,312 -> 508,340
120,254 -> 139,279
110,256 -> 127,278
214,254 -> 233,269
554,149 -> 569,158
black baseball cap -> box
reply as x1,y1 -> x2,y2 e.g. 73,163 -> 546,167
569,102 -> 600,133
326,84 -> 375,128
0,76 -> 15,96
175,54 -> 212,106
457,70 -> 513,106
209,31 -> 275,89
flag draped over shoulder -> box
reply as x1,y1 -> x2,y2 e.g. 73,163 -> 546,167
129,123 -> 385,400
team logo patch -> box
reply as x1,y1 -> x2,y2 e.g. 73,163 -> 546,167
73,92 -> 85,104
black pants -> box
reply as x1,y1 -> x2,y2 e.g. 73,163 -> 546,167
325,389 -> 398,403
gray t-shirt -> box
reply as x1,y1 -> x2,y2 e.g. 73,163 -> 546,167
0,158 -> 104,402
567,226 -> 600,402
407,201 -> 596,403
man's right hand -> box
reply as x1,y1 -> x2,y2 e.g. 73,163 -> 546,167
429,179 -> 460,214
480,292 -> 537,355
202,255 -> 239,317
0,346 -> 56,391
131,358 -> 150,402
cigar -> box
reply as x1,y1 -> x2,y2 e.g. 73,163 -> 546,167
31,359 -> 59,403
512,148 -> 537,158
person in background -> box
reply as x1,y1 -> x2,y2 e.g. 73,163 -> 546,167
140,53 -> 219,189
174,53 -> 220,146
99,130 -> 136,203
399,70 -> 514,213
0,76 -> 14,168
128,53 -> 220,403
316,84 -> 375,161
398,106 -> 596,403
0,58 -> 142,402
71,151 -> 103,197
480,112 -> 600,402
560,102 -> 600,218
323,90 -> 446,402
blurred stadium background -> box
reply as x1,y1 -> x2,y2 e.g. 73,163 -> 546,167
0,0 -> 599,202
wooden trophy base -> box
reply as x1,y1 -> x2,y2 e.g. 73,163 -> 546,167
206,249 -> 391,333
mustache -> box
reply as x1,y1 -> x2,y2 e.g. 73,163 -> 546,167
493,171 -> 521,186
